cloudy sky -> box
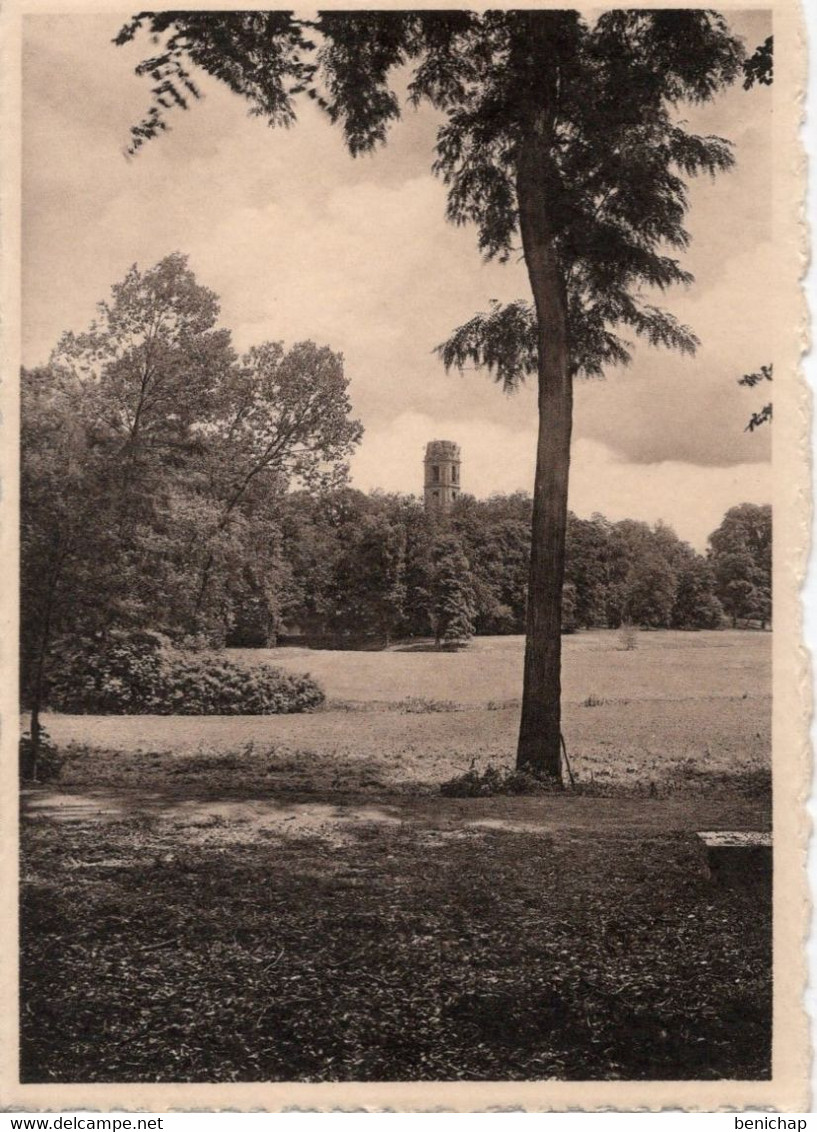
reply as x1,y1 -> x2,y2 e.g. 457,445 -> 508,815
22,8 -> 773,549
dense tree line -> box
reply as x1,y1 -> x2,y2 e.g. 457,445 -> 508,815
21,254 -> 361,741
22,256 -> 771,754
226,492 -> 771,648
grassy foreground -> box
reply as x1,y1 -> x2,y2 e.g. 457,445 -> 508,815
22,795 -> 770,1082
21,631 -> 772,1082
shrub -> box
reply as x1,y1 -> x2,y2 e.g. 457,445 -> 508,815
440,762 -> 563,797
158,655 -> 324,715
618,622 -> 639,651
485,698 -> 520,711
45,633 -> 324,715
46,630 -> 166,713
398,696 -> 460,714
478,603 -> 520,635
582,693 -> 606,707
19,728 -> 64,783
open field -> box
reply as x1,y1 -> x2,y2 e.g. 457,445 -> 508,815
21,630 -> 772,1081
43,694 -> 769,796
41,630 -> 770,794
229,629 -> 771,705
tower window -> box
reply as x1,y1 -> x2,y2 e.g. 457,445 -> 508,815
452,466 -> 458,484
432,465 -> 440,483
432,490 -> 440,500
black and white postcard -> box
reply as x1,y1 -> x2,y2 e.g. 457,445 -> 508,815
2,0 -> 810,1111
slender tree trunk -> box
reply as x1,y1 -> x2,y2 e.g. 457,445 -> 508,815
25,576 -> 57,783
514,111 -> 571,779
27,698 -> 42,783
194,550 -> 216,623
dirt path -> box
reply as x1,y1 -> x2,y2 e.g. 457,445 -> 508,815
22,785 -> 770,850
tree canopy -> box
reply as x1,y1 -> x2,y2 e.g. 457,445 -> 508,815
743,35 -> 773,88
118,9 -> 746,777
119,10 -> 739,384
21,255 -> 362,756
708,503 -> 772,628
739,363 -> 773,432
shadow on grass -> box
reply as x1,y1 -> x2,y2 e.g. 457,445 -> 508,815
20,807 -> 772,1083
392,642 -> 466,653
51,739 -> 771,803
22,786 -> 410,833
53,741 -> 397,796
22,777 -> 771,845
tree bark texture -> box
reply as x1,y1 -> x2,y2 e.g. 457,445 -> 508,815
26,572 -> 57,782
514,63 -> 572,779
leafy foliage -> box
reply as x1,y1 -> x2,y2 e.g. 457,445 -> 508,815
22,256 -> 360,722
738,363 -> 773,432
622,551 -> 678,629
228,491 -> 759,641
745,405 -> 773,432
118,12 -> 740,387
45,630 -> 165,714
328,511 -> 407,644
708,504 -> 772,628
672,559 -> 724,630
440,761 -> 564,797
738,364 -> 773,389
743,36 -> 773,89
437,300 -> 538,393
438,295 -> 699,387
415,537 -> 477,646
19,728 -> 64,783
115,12 -> 308,150
427,10 -> 737,384
44,632 -> 324,715
158,655 -> 325,716
115,10 -> 747,775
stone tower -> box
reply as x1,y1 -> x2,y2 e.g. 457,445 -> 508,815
424,440 -> 461,513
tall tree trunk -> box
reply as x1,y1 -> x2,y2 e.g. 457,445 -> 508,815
514,116 -> 571,780
27,699 -> 43,783
194,550 -> 216,624
25,575 -> 57,783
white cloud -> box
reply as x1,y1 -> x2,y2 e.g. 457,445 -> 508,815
350,414 -> 771,551
21,11 -> 774,516
568,440 -> 772,551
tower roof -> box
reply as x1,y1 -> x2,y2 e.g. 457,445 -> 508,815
424,439 -> 460,461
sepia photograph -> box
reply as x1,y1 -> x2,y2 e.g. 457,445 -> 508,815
6,0 -> 809,1110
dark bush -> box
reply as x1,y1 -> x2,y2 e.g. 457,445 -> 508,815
46,630 -> 166,713
158,655 -> 324,715
45,633 -> 324,715
440,762 -> 564,797
19,728 -> 64,783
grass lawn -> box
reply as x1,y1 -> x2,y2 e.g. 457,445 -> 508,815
228,628 -> 770,706
20,630 -> 772,1082
41,629 -> 770,793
